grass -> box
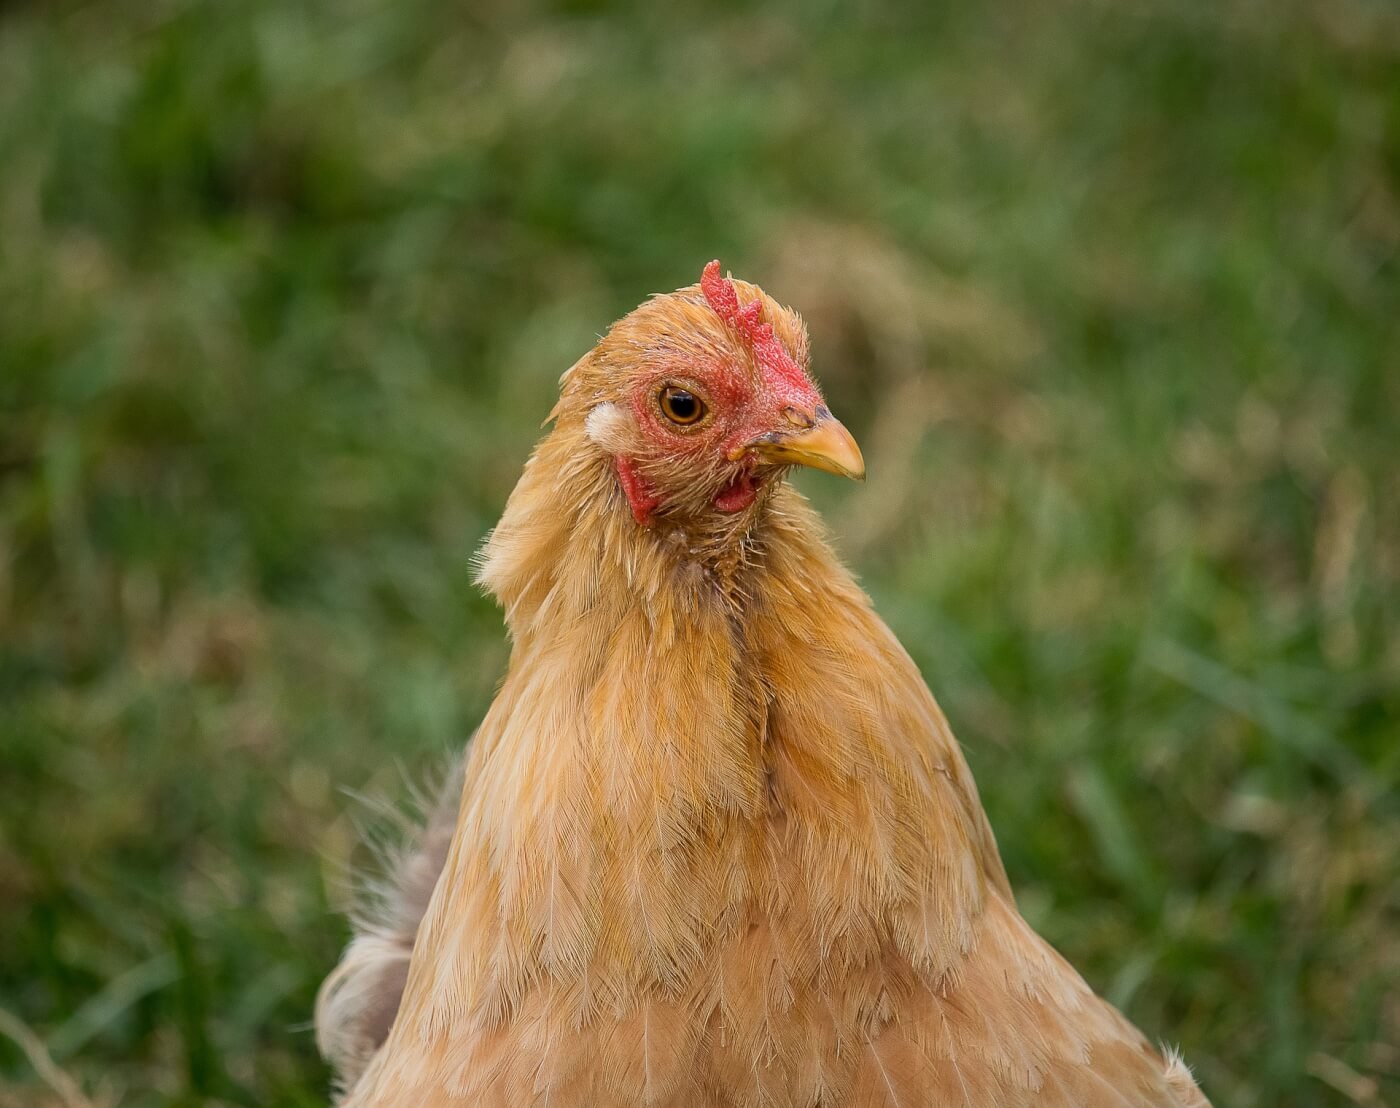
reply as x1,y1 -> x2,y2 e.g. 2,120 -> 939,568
0,0 -> 1397,1104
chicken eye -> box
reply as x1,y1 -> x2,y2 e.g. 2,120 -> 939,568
659,385 -> 706,426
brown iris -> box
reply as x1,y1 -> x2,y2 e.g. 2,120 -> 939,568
659,385 -> 706,425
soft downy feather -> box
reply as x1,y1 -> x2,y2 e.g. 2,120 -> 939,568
316,757 -> 464,1093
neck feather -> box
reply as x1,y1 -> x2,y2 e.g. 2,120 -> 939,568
389,420 -> 1009,1059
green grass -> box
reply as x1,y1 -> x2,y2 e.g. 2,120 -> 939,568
1,0 -> 1397,1104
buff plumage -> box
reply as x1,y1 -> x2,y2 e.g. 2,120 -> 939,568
317,265 -> 1209,1107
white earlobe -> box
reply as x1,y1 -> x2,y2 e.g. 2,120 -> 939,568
585,402 -> 632,452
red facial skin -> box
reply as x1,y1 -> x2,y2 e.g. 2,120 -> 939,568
613,262 -> 824,528
615,456 -> 662,526
618,376 -> 779,526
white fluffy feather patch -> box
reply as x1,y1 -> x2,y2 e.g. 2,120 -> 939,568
584,402 -> 632,453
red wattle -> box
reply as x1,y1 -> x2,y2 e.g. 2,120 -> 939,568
714,472 -> 758,513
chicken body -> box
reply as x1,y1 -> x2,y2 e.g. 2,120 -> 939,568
318,268 -> 1209,1107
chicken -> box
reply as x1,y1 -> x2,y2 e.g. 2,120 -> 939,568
316,261 -> 1210,1107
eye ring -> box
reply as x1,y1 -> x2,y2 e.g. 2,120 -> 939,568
659,385 -> 707,426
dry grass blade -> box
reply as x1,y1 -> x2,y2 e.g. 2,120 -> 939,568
0,1008 -> 101,1108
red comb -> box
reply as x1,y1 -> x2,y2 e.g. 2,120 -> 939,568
700,260 -> 809,393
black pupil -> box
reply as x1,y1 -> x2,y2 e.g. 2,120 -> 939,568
667,389 -> 698,421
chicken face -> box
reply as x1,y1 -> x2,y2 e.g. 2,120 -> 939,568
574,260 -> 864,528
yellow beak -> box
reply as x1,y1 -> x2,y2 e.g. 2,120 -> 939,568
745,411 -> 866,481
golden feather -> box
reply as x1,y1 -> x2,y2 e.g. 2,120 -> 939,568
320,272 -> 1210,1107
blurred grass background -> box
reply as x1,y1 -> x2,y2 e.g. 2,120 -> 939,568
1,0 -> 1397,1104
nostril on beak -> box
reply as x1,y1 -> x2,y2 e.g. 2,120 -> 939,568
783,407 -> 816,430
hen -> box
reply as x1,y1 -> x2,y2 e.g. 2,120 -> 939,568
317,262 -> 1209,1107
